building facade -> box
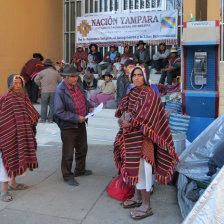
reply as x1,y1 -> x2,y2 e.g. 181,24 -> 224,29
0,0 -> 63,95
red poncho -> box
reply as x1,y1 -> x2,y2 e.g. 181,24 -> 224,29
114,86 -> 179,185
0,91 -> 40,178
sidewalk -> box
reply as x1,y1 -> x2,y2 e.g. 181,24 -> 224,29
0,107 -> 183,224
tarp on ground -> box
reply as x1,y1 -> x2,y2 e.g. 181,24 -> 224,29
176,114 -> 224,220
182,166 -> 224,224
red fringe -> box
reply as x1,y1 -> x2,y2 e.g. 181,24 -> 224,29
6,162 -> 38,178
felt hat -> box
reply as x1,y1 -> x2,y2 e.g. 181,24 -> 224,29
136,40 -> 146,46
33,53 -> 44,61
61,64 -> 79,76
102,72 -> 113,79
170,47 -> 178,53
44,59 -> 53,66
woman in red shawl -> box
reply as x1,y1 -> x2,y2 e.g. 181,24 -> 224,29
0,74 -> 39,202
114,64 -> 179,220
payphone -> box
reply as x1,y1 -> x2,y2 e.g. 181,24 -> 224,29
193,51 -> 207,85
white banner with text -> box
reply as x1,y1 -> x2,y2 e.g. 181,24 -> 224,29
76,10 -> 178,45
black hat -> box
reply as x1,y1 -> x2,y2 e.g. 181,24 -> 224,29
62,64 -> 79,76
44,59 -> 53,66
89,43 -> 98,51
110,45 -> 116,49
124,59 -> 133,67
102,72 -> 113,79
136,40 -> 146,46
33,53 -> 44,61
159,42 -> 166,46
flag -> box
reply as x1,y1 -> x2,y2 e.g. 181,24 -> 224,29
161,17 -> 176,28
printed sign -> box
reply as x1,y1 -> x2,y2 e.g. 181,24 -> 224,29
76,10 -> 178,45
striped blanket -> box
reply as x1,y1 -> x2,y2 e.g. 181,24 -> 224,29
0,91 -> 40,178
114,86 -> 179,185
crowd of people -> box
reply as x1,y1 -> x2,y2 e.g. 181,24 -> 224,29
0,41 -> 180,220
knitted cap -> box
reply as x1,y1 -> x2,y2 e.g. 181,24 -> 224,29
7,74 -> 25,90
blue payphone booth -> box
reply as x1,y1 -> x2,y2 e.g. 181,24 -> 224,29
182,21 -> 220,142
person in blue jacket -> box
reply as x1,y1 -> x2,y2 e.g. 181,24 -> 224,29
54,64 -> 94,186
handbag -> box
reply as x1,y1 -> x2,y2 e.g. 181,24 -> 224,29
169,112 -> 190,134
106,175 -> 134,201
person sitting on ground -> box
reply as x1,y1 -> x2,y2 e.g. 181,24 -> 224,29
133,40 -> 150,66
0,74 -> 39,202
113,45 -> 133,79
90,72 -> 116,108
101,45 -> 121,79
86,43 -> 103,78
114,64 -> 179,220
152,42 -> 170,72
71,46 -> 88,73
34,59 -> 62,123
116,59 -> 133,106
83,69 -> 98,99
159,47 -> 181,86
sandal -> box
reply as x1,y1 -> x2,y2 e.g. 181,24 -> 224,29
122,199 -> 142,208
130,207 -> 153,220
9,183 -> 28,191
0,192 -> 13,202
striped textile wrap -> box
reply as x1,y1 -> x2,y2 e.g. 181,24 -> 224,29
0,91 -> 40,178
114,86 -> 179,185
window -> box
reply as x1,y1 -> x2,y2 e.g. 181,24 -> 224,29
64,0 -> 81,62
196,0 -> 207,21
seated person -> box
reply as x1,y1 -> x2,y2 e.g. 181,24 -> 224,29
113,45 -> 133,80
116,59 -> 133,106
159,47 -> 181,86
86,43 -> 103,77
133,40 -> 150,65
56,59 -> 66,73
90,72 -> 116,108
71,46 -> 88,72
153,43 -> 170,72
101,46 -> 121,79
83,69 -> 98,99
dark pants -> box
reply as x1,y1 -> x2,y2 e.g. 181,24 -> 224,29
60,124 -> 88,181
40,92 -> 55,122
100,63 -> 113,74
27,79 -> 39,103
153,59 -> 168,71
159,69 -> 180,85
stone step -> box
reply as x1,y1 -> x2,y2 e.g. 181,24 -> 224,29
36,116 -> 118,146
92,109 -> 116,118
88,117 -> 118,129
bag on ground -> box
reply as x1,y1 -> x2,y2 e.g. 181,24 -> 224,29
106,175 -> 134,201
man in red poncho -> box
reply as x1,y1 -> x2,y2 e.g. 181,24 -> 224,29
20,53 -> 44,103
0,74 -> 39,202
